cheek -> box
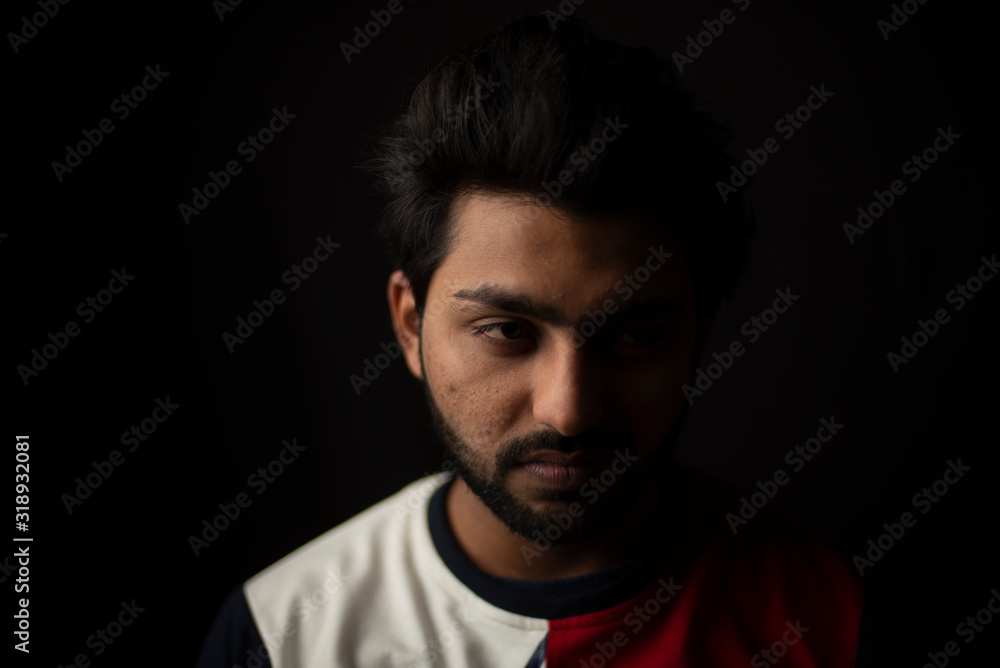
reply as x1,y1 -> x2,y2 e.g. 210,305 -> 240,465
424,329 -> 525,445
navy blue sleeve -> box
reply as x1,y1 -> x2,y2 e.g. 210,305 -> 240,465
196,584 -> 273,668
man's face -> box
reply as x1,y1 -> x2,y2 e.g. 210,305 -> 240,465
413,192 -> 701,542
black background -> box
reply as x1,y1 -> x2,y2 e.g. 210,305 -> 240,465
6,0 -> 997,665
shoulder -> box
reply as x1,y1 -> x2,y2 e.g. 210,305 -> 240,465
245,471 -> 451,620
196,584 -> 271,668
202,472 -> 453,668
683,468 -> 865,652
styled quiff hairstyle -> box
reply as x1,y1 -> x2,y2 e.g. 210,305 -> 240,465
366,14 -> 753,315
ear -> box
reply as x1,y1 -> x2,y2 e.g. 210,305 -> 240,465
387,270 -> 424,380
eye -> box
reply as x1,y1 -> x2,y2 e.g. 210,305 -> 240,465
471,321 -> 531,349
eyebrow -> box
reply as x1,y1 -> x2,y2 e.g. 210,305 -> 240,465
450,285 -> 683,327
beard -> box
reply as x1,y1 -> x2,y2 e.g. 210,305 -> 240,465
420,375 -> 681,544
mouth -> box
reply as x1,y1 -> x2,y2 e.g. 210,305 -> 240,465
515,449 -> 614,490
521,449 -> 612,466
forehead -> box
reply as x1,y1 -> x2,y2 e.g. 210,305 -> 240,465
429,191 -> 694,312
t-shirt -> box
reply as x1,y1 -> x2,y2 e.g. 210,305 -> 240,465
196,467 -> 864,667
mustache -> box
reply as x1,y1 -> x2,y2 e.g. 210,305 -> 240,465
495,429 -> 635,472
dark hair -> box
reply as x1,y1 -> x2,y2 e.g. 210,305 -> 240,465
365,14 -> 753,315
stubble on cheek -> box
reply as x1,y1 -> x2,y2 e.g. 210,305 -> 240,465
425,340 -> 518,451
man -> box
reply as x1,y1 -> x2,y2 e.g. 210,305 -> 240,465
198,15 -> 864,667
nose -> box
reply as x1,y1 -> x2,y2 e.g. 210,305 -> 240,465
532,343 -> 604,436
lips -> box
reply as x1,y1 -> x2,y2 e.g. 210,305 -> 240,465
521,449 -> 612,466
516,449 -> 615,490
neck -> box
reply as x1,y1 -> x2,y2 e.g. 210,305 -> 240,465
445,465 -> 688,580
